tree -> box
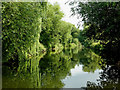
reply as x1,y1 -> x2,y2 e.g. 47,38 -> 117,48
2,2 -> 47,62
69,2 -> 120,61
40,3 -> 64,48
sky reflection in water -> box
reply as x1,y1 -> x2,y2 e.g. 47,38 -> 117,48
62,65 -> 103,88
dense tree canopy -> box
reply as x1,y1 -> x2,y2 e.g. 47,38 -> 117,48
2,2 -> 80,62
2,2 -> 47,62
69,1 -> 120,62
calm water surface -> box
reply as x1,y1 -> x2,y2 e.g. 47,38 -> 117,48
62,65 -> 102,88
2,48 -> 120,89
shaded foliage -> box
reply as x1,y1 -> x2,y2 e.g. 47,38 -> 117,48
87,64 -> 120,90
69,1 -> 120,63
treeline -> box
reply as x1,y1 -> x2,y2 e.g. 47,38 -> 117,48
69,2 -> 120,63
2,2 -> 81,62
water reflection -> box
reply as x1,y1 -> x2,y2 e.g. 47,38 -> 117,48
2,48 -> 110,88
3,52 -> 46,88
62,65 -> 102,88
86,47 -> 120,89
87,65 -> 120,89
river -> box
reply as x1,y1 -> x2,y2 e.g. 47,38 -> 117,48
2,47 -> 120,89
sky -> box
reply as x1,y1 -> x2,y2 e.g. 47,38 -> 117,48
48,0 -> 83,30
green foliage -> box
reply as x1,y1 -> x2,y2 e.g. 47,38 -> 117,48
2,2 -> 81,63
78,48 -> 105,73
40,3 -> 64,48
69,2 -> 120,58
71,26 -> 80,38
2,2 -> 47,62
58,21 -> 73,47
73,38 -> 79,45
40,3 -> 81,49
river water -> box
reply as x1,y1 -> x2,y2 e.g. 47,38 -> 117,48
62,65 -> 102,88
2,48 -> 120,89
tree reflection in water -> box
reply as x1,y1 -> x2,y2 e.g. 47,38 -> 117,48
87,61 -> 120,89
3,47 -> 119,88
2,48 -> 81,88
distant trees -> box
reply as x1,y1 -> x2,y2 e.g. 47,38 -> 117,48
40,3 -> 80,51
